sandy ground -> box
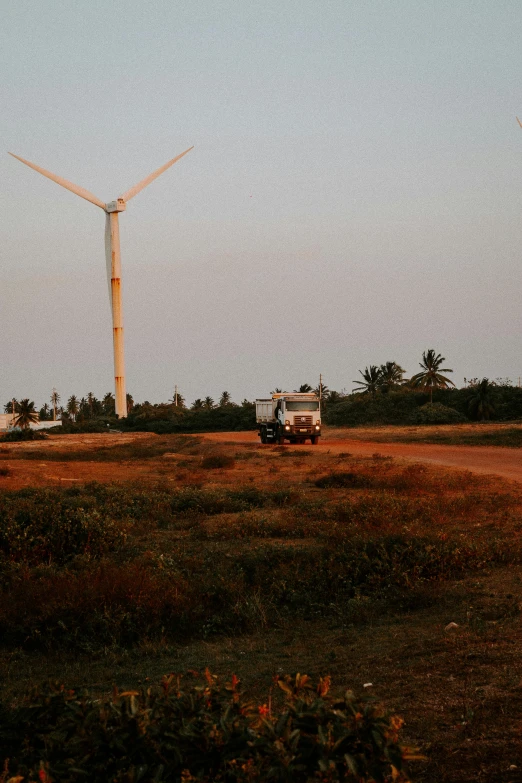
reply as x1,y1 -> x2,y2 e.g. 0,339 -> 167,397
0,428 -> 521,488
204,431 -> 522,484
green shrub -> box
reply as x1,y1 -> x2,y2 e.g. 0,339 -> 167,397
0,672 -> 417,782
201,453 -> 236,469
1,429 -> 47,442
0,490 -> 128,565
315,472 -> 373,489
408,403 -> 467,425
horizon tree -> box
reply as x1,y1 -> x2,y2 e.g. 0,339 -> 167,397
314,381 -> 330,400
203,396 -> 215,410
126,393 -> 134,412
67,395 -> 79,421
378,361 -> 406,393
191,398 -> 204,410
14,399 -> 38,430
219,391 -> 232,406
467,378 -> 496,421
409,349 -> 455,403
295,384 -> 313,393
39,402 -> 51,421
353,366 -> 382,396
102,392 -> 115,415
50,389 -> 60,421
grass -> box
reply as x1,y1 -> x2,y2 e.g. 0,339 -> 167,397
1,431 -> 522,781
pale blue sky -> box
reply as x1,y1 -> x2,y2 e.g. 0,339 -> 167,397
2,1 -> 522,406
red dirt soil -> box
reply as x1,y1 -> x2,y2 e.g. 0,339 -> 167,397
204,431 -> 522,484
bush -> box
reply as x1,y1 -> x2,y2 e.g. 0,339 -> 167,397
0,672 -> 417,782
408,403 -> 467,425
1,429 -> 47,442
0,490 -> 128,565
315,472 -> 373,489
124,402 -> 257,434
201,453 -> 236,469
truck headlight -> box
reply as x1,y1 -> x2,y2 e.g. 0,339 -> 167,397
315,425 -> 320,430
285,425 -> 290,431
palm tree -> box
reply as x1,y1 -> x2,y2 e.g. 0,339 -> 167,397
410,349 -> 455,403
191,398 -> 204,410
14,399 -> 39,430
353,366 -> 382,396
39,403 -> 51,421
50,389 -> 60,421
203,396 -> 215,410
67,395 -> 79,421
219,391 -> 232,406
467,378 -> 496,421
102,392 -> 115,415
295,384 -> 313,393
4,399 -> 17,414
325,390 -> 344,405
378,361 -> 406,393
126,393 -> 134,412
314,381 -> 330,400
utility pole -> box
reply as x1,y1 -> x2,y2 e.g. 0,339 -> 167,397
319,373 -> 323,402
52,388 -> 57,421
174,385 -> 178,406
11,399 -> 16,427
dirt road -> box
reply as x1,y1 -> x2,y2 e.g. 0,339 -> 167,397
204,430 -> 522,484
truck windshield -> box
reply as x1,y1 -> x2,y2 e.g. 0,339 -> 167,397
285,402 -> 319,411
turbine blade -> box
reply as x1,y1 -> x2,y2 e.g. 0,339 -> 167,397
517,117 -> 522,129
8,152 -> 105,209
120,146 -> 194,202
105,213 -> 113,315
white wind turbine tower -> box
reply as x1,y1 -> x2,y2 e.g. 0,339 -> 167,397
9,146 -> 193,418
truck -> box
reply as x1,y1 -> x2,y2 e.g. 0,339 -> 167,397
256,392 -> 321,445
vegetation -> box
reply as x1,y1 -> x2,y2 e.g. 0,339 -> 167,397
467,378 -> 496,421
7,350 -> 522,435
409,350 -> 454,403
0,440 -> 519,652
13,399 -> 39,430
0,673 -> 416,783
1,429 -> 47,442
0,434 -> 521,780
353,365 -> 382,396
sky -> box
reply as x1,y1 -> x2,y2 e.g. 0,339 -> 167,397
2,0 -> 522,407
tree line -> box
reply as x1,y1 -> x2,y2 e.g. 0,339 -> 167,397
3,348 -> 517,431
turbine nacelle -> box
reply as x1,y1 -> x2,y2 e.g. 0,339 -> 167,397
105,198 -> 126,213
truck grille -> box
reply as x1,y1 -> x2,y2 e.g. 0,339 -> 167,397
293,415 -> 313,426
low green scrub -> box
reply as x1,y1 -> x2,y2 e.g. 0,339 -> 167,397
0,466 -> 519,651
408,403 -> 466,425
124,401 -> 257,434
201,453 -> 236,469
0,532 -> 517,649
1,429 -> 47,442
0,489 -> 128,566
0,673 -> 415,783
315,472 -> 373,489
325,385 -> 522,426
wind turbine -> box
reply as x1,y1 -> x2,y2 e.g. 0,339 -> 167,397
9,146 -> 193,418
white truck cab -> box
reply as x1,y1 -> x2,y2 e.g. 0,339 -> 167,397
256,393 -> 321,445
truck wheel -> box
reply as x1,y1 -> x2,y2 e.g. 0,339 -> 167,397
260,428 -> 267,444
277,428 -> 285,445
310,436 -> 318,445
